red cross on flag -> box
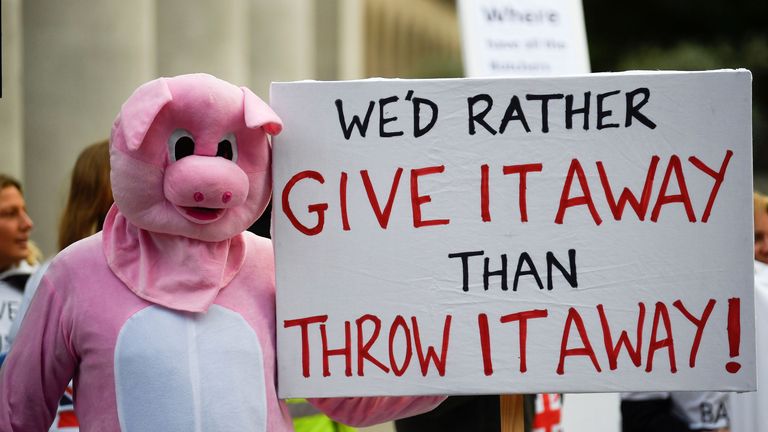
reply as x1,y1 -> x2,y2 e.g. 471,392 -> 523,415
533,393 -> 562,432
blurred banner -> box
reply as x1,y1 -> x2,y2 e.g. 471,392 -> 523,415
272,70 -> 753,397
457,0 -> 590,77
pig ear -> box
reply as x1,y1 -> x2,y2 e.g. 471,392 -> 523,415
120,78 -> 174,151
242,87 -> 283,136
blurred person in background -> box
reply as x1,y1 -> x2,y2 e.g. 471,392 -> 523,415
0,174 -> 38,354
621,391 -> 729,432
729,191 -> 768,432
9,139 -> 113,344
753,191 -> 768,265
287,398 -> 356,432
57,139 -> 113,252
6,139 -> 112,432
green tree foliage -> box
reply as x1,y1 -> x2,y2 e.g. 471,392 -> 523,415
582,0 -> 768,169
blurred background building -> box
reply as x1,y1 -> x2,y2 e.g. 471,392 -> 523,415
4,0 -> 763,256
2,0 -> 461,256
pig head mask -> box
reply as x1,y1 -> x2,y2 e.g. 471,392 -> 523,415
110,73 -> 282,243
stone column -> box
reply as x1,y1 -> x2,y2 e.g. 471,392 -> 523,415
22,0 -> 156,256
0,0 -> 23,179
337,0 -> 364,80
156,0 -> 250,85
248,0 -> 316,99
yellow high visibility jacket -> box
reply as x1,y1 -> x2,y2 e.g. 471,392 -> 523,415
286,399 -> 357,432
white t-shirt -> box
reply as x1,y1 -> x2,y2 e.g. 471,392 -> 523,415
7,260 -> 50,346
621,391 -> 730,429
0,261 -> 37,353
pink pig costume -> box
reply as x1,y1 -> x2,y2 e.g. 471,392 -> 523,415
0,74 -> 444,431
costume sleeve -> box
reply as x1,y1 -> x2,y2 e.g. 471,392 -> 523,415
308,396 -> 446,427
0,273 -> 77,431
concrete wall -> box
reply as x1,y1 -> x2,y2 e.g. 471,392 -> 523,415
156,0 -> 250,83
0,0 -> 23,180
21,0 -> 156,255
6,0 -> 364,257
4,0 -> 467,256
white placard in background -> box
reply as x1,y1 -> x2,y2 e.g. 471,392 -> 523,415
458,0 -> 591,77
272,70 -> 754,398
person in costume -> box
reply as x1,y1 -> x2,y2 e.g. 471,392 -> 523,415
0,74 -> 443,431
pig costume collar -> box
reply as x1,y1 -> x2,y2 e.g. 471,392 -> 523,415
104,73 -> 281,312
102,206 -> 246,312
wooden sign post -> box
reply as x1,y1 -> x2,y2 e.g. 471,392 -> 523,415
500,395 -> 525,432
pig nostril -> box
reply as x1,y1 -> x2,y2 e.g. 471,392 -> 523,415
194,192 -> 205,202
222,192 -> 232,204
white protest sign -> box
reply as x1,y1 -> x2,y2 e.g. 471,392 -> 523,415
458,0 -> 590,77
271,70 -> 754,397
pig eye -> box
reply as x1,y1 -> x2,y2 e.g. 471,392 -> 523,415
168,129 -> 195,162
216,133 -> 238,162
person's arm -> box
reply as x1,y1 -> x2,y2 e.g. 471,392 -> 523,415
308,396 -> 446,427
0,273 -> 76,431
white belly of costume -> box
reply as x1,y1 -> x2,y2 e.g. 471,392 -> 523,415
114,305 -> 267,432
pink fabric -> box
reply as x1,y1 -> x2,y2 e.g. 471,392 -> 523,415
102,206 -> 246,312
0,232 -> 444,431
242,87 -> 283,135
109,73 -> 276,242
309,397 -> 447,427
0,74 -> 445,431
117,78 -> 174,152
0,233 -> 292,430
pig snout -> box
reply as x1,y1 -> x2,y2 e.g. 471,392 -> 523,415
191,191 -> 234,205
164,156 -> 249,223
